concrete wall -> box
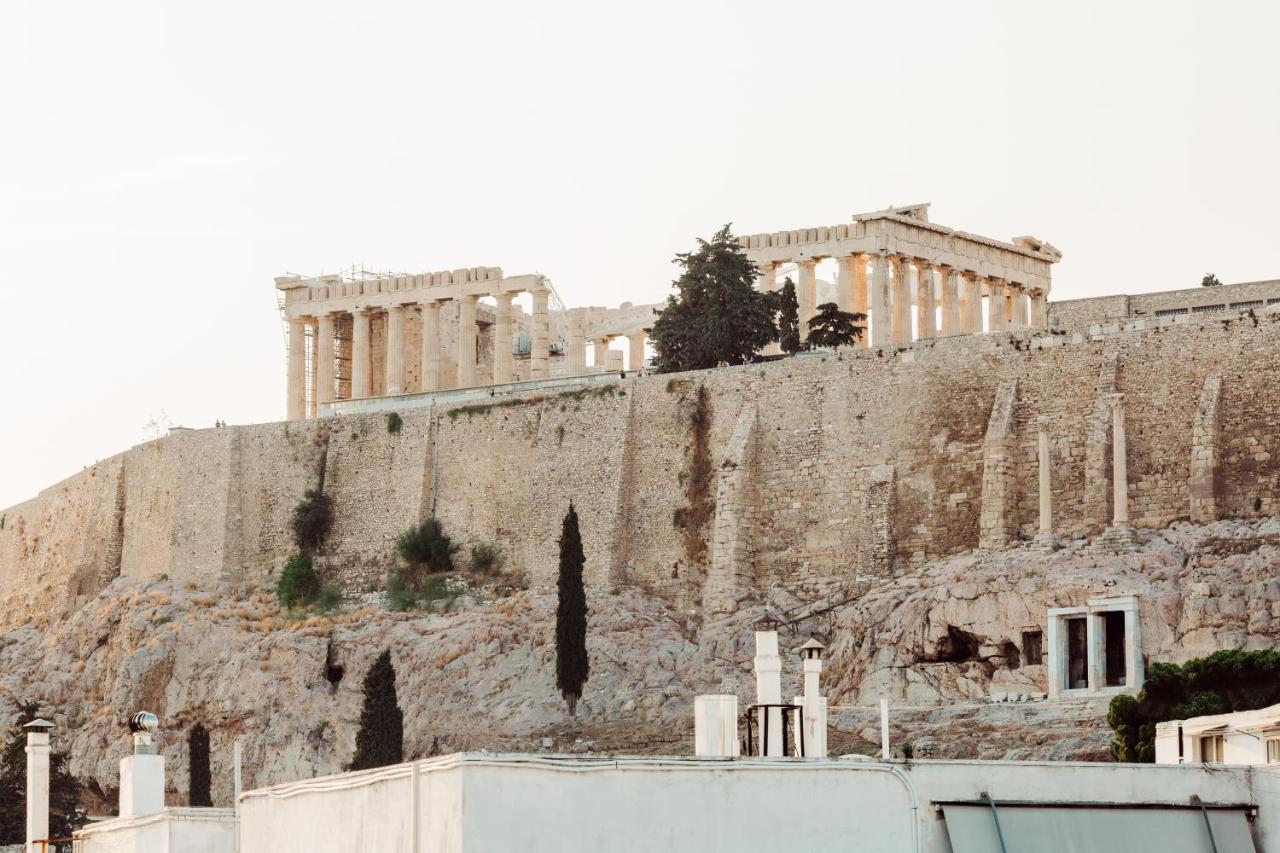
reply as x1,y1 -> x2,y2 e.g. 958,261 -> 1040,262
4,309 -> 1280,622
74,808 -> 237,853
238,753 -> 1271,853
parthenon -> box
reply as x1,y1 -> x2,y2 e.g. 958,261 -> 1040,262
276,203 -> 1062,419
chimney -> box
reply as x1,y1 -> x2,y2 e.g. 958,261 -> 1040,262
793,638 -> 828,758
119,712 -> 165,817
753,615 -> 784,756
694,695 -> 740,757
25,718 -> 53,853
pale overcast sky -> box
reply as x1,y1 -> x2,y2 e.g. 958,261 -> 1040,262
1,0 -> 1277,508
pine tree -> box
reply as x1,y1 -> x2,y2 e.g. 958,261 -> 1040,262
349,650 -> 404,771
806,302 -> 866,349
188,723 -> 212,807
0,703 -> 83,844
775,278 -> 802,354
649,224 -> 778,372
555,503 -> 589,716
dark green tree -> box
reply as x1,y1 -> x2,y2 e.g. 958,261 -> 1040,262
555,503 -> 589,716
188,723 -> 212,807
774,278 -> 802,354
649,224 -> 777,372
1201,273 -> 1222,287
806,302 -> 866,349
350,650 -> 404,771
0,703 -> 84,844
1108,649 -> 1280,762
291,488 -> 333,553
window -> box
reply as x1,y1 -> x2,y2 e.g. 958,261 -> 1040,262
1022,631 -> 1043,666
1200,735 -> 1225,764
1267,738 -> 1280,764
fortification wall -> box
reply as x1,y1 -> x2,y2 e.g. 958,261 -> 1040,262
1049,279 -> 1280,328
2,310 -> 1279,624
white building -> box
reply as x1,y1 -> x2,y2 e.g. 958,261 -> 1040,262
1156,702 -> 1280,766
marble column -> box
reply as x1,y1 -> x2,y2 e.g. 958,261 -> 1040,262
531,289 -> 550,379
1110,393 -> 1129,526
25,721 -> 51,853
870,253 -> 891,347
986,278 -> 1006,333
756,261 -> 776,293
852,254 -> 870,347
797,259 -> 818,331
456,295 -> 478,388
287,317 -> 306,419
1030,290 -> 1048,328
916,261 -> 937,339
1038,416 -> 1053,538
628,331 -> 646,371
939,267 -> 960,336
890,255 -> 912,345
385,305 -> 405,395
1004,286 -> 1015,329
316,312 -> 336,405
566,310 -> 586,375
493,293 -> 514,385
420,301 -> 440,392
306,318 -> 318,418
1013,288 -> 1031,328
836,256 -> 855,313
593,337 -> 612,370
966,274 -> 984,333
351,309 -> 371,399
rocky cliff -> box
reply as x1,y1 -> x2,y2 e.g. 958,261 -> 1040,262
1,518 -> 1277,811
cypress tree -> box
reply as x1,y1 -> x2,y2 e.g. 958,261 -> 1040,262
350,649 -> 404,771
188,723 -> 212,807
775,278 -> 802,354
555,503 -> 589,716
0,703 -> 83,843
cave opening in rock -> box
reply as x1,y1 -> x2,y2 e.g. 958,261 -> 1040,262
932,626 -> 981,663
324,640 -> 345,691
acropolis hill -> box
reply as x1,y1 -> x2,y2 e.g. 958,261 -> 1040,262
3,205 -> 1280,802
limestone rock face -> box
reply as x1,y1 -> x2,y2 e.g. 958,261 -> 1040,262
0,518 -> 1277,811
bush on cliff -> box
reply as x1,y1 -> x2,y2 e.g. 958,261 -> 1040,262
1108,649 -> 1280,762
0,702 -> 85,844
396,518 -> 457,574
277,554 -> 321,609
349,650 -> 404,771
556,503 -> 589,716
291,488 -> 334,553
649,224 -> 777,372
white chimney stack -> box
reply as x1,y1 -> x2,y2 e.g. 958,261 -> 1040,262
694,695 -> 740,757
120,711 -> 165,817
793,638 -> 828,758
753,616 -> 784,756
25,718 -> 53,853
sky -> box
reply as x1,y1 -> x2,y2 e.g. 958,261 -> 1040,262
1,0 -> 1278,508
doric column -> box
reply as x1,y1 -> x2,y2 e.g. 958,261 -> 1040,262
890,255 -> 912,345
306,318 -> 318,418
1030,290 -> 1048,328
869,253 -> 891,347
916,261 -> 937,339
756,260 -> 776,293
385,305 -> 405,395
593,337 -> 611,370
966,274 -> 984,333
1003,286 -> 1015,328
351,309 -> 371,399
316,312 -> 336,405
628,331 -> 646,371
566,310 -> 586,375
456,294 -> 478,388
420,301 -> 440,391
852,254 -> 869,347
1110,393 -> 1129,526
530,288 -> 550,379
939,267 -> 960,336
287,317 -> 306,419
986,278 -> 1006,333
1013,288 -> 1031,328
1038,415 -> 1053,539
835,256 -> 855,313
797,259 -> 818,331
493,293 -> 514,385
